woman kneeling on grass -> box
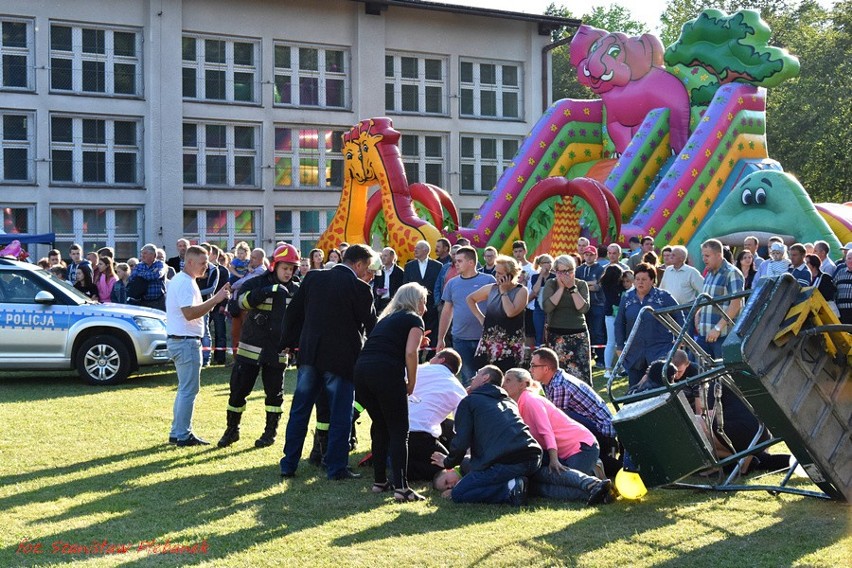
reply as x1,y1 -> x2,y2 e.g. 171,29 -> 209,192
354,282 -> 429,502
501,368 -> 613,506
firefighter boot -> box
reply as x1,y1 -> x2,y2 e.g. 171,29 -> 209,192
217,410 -> 242,447
254,412 -> 281,448
308,428 -> 329,467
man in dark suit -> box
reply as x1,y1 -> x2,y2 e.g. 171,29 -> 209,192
372,246 -> 404,314
167,238 -> 189,274
280,244 -> 377,480
404,240 -> 443,352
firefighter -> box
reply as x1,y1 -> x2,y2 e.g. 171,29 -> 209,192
217,244 -> 300,448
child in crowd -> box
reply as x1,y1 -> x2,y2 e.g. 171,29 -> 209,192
96,256 -> 118,303
228,241 -> 251,284
111,262 -> 130,304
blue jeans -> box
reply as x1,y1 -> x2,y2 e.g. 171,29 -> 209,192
531,442 -> 600,502
453,338 -> 480,386
695,333 -> 724,360
201,313 -> 212,365
533,307 -> 547,346
281,365 -> 354,478
210,307 -> 227,364
604,315 -> 616,370
451,456 -> 541,504
588,304 -> 606,364
168,338 -> 202,440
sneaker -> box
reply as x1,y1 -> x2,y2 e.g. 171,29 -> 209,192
593,459 -> 607,481
507,476 -> 528,506
168,436 -> 178,444
587,479 -> 614,506
175,434 -> 210,447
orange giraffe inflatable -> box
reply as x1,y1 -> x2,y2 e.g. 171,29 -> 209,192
352,118 -> 442,264
315,137 -> 370,254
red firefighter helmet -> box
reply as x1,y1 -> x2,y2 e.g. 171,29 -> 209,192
269,243 -> 300,271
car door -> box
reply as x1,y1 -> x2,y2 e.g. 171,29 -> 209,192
0,269 -> 71,361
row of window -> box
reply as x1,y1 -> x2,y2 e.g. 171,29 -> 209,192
1,18 -> 524,119
0,110 -> 519,193
3,206 -> 338,259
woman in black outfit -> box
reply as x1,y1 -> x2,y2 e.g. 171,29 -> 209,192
73,263 -> 98,300
354,282 -> 428,502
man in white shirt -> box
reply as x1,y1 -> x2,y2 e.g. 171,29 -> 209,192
166,245 -> 231,446
659,245 -> 704,305
743,235 -> 764,269
813,240 -> 835,276
407,349 -> 467,480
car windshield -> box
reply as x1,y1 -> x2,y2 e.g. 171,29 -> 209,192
32,268 -> 96,305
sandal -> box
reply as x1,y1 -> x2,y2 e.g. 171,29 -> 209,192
371,481 -> 393,493
393,488 -> 426,502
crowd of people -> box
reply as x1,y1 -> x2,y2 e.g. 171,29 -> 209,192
28,232 -> 852,505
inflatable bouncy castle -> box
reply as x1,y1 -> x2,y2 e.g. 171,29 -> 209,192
317,9 -> 851,266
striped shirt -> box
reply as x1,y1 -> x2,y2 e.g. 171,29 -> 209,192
696,260 -> 744,337
543,369 -> 615,438
833,266 -> 852,311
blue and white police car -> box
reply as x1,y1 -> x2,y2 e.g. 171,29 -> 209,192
0,258 -> 170,385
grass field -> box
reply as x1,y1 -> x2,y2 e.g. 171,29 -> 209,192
0,364 -> 848,567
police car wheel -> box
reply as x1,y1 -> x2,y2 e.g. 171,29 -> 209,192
76,335 -> 131,385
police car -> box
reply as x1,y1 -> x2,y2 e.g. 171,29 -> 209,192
0,258 -> 169,385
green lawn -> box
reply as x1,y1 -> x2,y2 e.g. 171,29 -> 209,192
0,365 -> 848,567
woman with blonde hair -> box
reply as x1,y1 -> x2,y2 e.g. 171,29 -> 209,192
354,282 -> 429,502
543,254 -> 593,384
466,255 -> 529,372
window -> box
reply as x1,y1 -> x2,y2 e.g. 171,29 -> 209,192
1,18 -> 33,90
49,23 -> 141,96
1,111 -> 34,182
50,115 -> 142,185
183,35 -> 259,103
460,60 -> 522,119
274,43 -> 349,108
2,206 -> 31,234
274,126 -> 344,189
183,122 -> 259,187
275,209 -> 335,254
51,208 -> 142,260
460,134 -> 520,193
385,53 -> 447,115
182,209 -> 259,251
400,133 -> 446,187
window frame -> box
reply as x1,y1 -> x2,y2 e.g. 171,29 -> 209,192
273,42 -> 350,109
273,124 -> 345,191
182,33 -> 260,104
0,109 -> 36,183
274,209 -> 335,254
183,121 -> 260,188
399,132 -> 447,188
49,114 -> 143,187
459,58 -> 523,120
49,22 -> 143,97
385,52 -> 448,116
182,209 -> 260,252
50,207 -> 143,260
459,133 -> 521,194
0,17 -> 34,91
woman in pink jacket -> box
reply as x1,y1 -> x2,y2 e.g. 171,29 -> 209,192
96,256 -> 118,303
502,368 -> 613,505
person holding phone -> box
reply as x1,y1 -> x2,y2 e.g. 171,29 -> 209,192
542,255 -> 593,385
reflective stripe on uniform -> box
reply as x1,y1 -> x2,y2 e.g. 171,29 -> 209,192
227,404 -> 246,413
315,422 -> 330,431
265,405 -> 283,413
353,401 -> 365,413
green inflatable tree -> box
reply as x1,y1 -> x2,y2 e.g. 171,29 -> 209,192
665,9 -> 799,104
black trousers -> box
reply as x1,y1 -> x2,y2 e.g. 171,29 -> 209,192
354,360 -> 410,489
408,431 -> 451,481
227,360 -> 284,410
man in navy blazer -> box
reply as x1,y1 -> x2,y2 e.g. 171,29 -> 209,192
372,246 -> 404,314
404,240 -> 443,350
280,244 -> 377,480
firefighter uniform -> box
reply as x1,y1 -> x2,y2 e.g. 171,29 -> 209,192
218,244 -> 299,448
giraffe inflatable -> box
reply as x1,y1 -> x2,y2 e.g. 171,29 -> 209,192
315,137 -> 371,254
317,118 -> 443,264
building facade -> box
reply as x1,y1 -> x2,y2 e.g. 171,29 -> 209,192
0,0 -> 575,259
